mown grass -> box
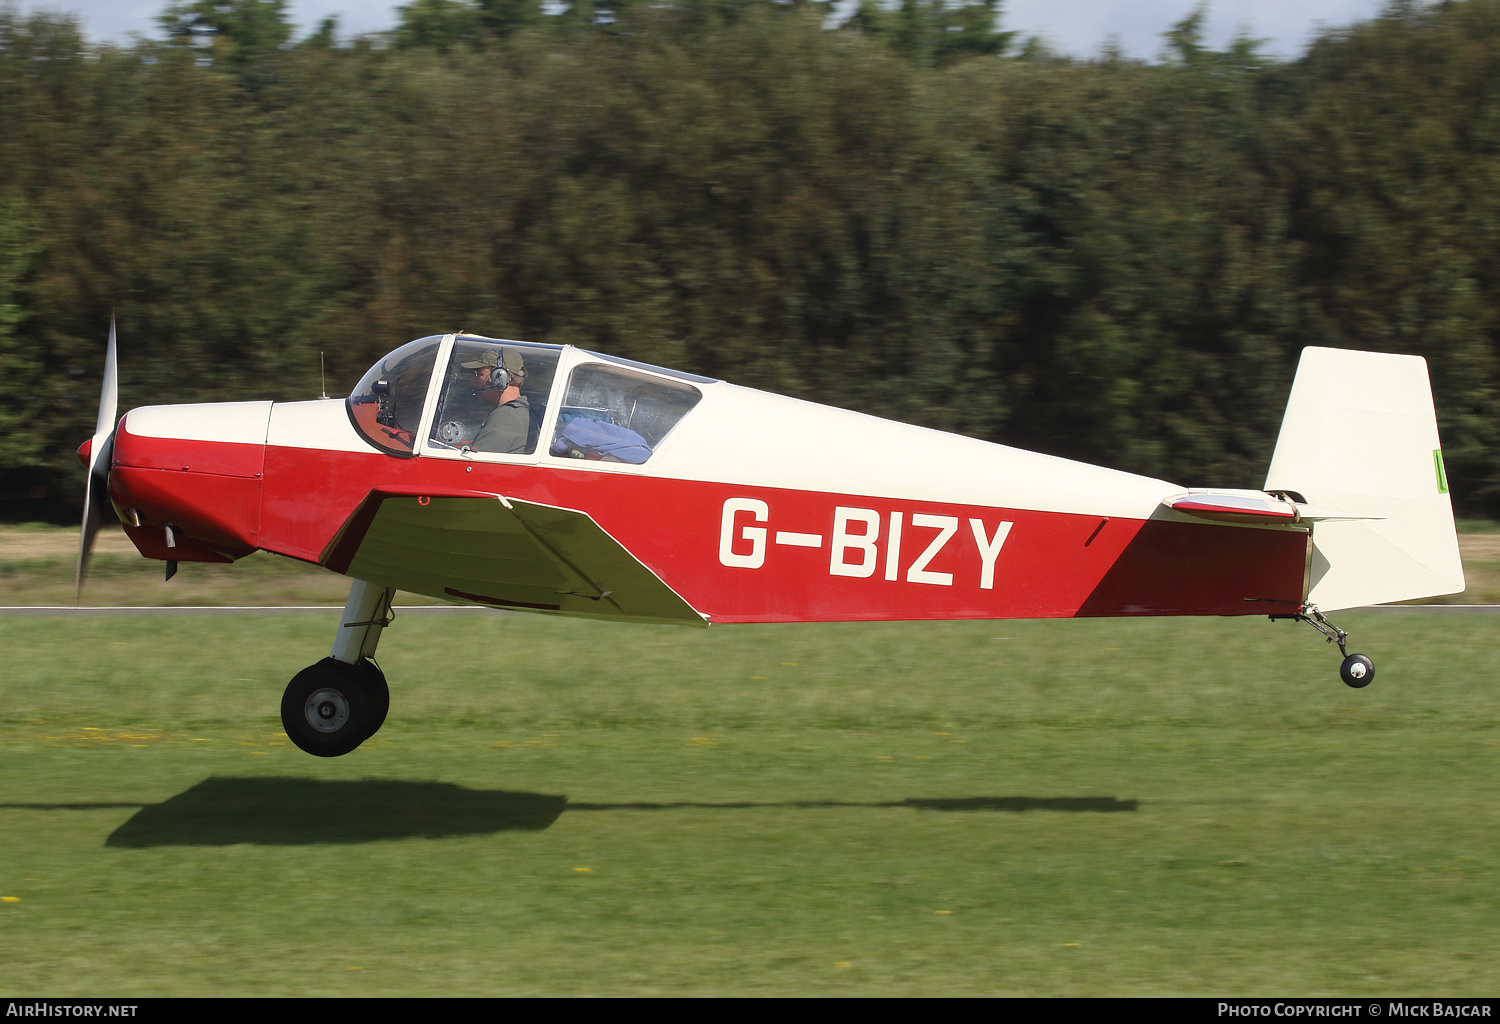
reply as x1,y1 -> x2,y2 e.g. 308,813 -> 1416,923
1,611 -> 1497,995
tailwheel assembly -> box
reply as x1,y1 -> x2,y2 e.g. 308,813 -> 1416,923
1273,603 -> 1375,689
1338,653 -> 1374,689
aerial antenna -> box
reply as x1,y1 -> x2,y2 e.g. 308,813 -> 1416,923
320,351 -> 328,400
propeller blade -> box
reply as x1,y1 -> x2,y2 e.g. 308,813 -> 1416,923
95,315 -> 117,439
76,316 -> 120,601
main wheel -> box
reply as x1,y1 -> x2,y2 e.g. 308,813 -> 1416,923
281,658 -> 373,757
357,659 -> 390,741
1339,653 -> 1375,689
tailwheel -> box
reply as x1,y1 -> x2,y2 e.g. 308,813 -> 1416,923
1339,653 -> 1375,689
1273,603 -> 1376,688
282,657 -> 375,757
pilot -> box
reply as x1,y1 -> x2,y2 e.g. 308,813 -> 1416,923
463,347 -> 530,454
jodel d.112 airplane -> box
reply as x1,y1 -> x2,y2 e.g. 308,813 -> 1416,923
76,327 -> 1465,756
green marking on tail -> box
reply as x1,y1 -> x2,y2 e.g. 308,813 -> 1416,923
1434,449 -> 1449,494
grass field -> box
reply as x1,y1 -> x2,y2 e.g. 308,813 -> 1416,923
2,609 -> 1498,995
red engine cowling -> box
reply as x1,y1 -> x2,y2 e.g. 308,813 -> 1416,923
107,403 -> 269,564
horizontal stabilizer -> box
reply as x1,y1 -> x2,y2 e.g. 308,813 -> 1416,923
1165,490 -> 1299,524
1163,490 -> 1383,524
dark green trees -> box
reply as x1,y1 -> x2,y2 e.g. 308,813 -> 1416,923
158,0 -> 294,65
2,0 -> 1499,519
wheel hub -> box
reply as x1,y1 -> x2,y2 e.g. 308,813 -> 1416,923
304,687 -> 350,733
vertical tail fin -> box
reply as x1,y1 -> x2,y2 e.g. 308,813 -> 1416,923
1265,347 -> 1464,611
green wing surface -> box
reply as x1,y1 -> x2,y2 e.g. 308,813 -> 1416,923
320,489 -> 707,626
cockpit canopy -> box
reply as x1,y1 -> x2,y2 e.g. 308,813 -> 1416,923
347,335 -> 442,456
346,334 -> 710,464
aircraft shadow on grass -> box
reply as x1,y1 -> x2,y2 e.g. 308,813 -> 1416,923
82,778 -> 1137,847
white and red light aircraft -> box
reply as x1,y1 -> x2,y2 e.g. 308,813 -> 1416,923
76,328 -> 1465,756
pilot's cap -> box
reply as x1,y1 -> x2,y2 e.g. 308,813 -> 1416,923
461,347 -> 525,374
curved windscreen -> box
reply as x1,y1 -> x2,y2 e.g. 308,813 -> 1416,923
347,336 -> 443,457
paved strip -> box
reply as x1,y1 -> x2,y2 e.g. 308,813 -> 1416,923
1352,604 -> 1500,613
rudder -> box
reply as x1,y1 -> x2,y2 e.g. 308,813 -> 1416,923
1264,346 -> 1464,611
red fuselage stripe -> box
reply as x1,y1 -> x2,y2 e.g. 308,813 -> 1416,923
111,429 -> 1309,622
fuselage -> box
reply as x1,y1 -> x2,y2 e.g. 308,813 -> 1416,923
106,338 -> 1309,623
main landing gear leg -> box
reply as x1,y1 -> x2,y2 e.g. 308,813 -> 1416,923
1272,603 -> 1374,689
281,579 -> 395,757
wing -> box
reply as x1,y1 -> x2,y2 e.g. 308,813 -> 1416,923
320,487 -> 707,626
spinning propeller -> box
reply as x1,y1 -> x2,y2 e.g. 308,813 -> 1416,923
75,316 -> 119,601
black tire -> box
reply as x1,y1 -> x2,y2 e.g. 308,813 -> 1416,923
281,658 -> 373,757
1340,653 -> 1375,689
357,659 -> 390,741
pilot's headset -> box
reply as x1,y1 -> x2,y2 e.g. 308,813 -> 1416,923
481,363 -> 512,392
467,347 -> 525,394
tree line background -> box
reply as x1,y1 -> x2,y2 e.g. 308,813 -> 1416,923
1,0 -> 1498,519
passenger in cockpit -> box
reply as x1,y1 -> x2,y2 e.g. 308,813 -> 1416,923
464,347 -> 531,454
